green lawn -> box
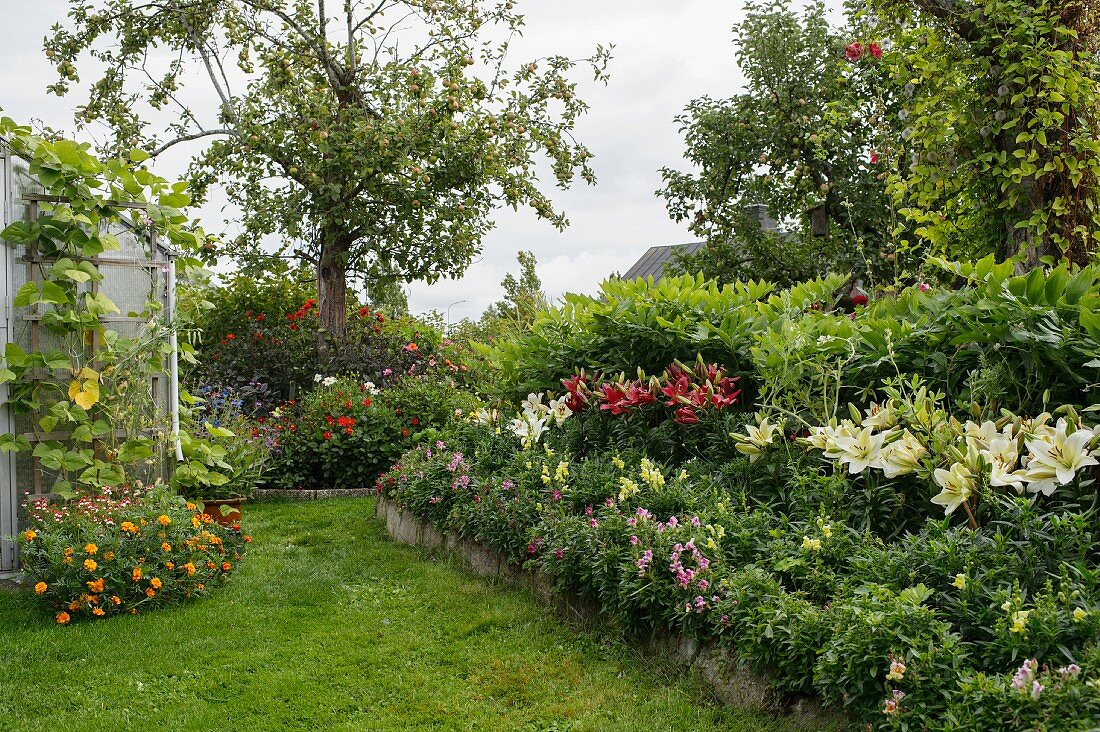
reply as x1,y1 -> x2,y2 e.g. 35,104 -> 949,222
0,498 -> 798,732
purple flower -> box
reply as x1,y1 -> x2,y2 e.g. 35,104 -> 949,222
629,535 -> 639,545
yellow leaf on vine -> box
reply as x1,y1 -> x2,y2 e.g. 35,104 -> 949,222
68,368 -> 100,410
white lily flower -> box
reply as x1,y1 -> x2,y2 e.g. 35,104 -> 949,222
733,417 -> 781,462
521,392 -> 549,420
832,425 -> 887,474
931,462 -> 977,515
1022,419 -> 1098,496
548,396 -> 573,426
879,429 -> 927,478
863,402 -> 898,429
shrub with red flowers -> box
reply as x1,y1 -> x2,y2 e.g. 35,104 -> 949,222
189,276 -> 442,409
17,483 -> 247,624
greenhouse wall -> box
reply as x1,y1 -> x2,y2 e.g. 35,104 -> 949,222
0,140 -> 174,572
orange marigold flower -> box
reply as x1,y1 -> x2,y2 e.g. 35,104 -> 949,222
161,542 -> 172,552
244,535 -> 253,543
150,577 -> 162,589
86,578 -> 105,593
206,561 -> 217,570
157,515 -> 172,526
83,558 -> 98,572
145,588 -> 156,598
131,567 -> 143,582
196,583 -> 205,590
68,600 -> 81,612
102,551 -> 114,561
129,608 -> 137,615
34,582 -> 47,594
83,543 -> 98,555
92,607 -> 105,617
55,612 -> 70,625
120,521 -> 139,534
191,515 -> 201,528
186,502 -> 196,511
183,562 -> 196,576
221,562 -> 232,572
166,561 -> 175,570
21,530 -> 37,541
110,595 -> 121,606
63,547 -> 74,557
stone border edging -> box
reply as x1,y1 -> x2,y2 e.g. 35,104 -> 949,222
374,496 -> 845,730
252,487 -> 376,500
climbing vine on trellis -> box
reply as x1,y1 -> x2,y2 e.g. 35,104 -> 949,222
0,115 -> 210,497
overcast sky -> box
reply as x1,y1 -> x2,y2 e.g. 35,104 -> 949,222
0,0 -> 828,322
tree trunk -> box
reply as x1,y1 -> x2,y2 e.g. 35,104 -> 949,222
317,235 -> 350,338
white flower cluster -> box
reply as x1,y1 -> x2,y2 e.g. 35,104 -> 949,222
803,406 -> 1100,515
313,374 -> 338,387
733,401 -> 1100,516
507,392 -> 573,448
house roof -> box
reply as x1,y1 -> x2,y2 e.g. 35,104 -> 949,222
621,241 -> 705,282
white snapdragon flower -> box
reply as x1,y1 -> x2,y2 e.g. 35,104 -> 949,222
362,381 -> 380,395
322,376 -> 337,387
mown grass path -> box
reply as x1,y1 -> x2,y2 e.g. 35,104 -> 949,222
0,498 -> 796,731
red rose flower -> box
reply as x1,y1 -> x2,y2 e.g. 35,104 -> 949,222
845,42 -> 863,61
868,42 -> 882,59
870,151 -> 879,164
852,293 -> 869,307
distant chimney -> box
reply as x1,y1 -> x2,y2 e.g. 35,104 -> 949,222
743,203 -> 778,231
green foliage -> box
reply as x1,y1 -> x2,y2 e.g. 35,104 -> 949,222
17,484 -> 246,623
870,0 -> 1100,266
47,0 -> 611,334
659,1 -> 901,286
0,114 -> 211,498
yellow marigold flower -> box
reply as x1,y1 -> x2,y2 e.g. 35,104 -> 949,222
21,530 -> 37,541
145,588 -> 156,598
83,558 -> 98,572
161,542 -> 172,552
953,574 -> 967,590
120,521 -> 139,534
92,607 -> 105,617
191,515 -> 201,528
166,562 -> 175,570
63,547 -> 74,557
83,543 -> 98,555
86,578 -> 105,593
150,577 -> 162,589
131,567 -> 143,582
183,562 -> 196,576
186,502 -> 196,511
102,551 -> 114,561
34,582 -> 47,595
55,612 -> 70,625
157,515 -> 171,526
196,583 -> 205,590
110,595 -> 121,606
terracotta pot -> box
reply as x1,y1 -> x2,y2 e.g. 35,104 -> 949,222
200,497 -> 245,527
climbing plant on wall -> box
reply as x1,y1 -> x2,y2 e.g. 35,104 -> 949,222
0,115 -> 211,497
